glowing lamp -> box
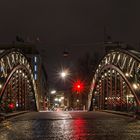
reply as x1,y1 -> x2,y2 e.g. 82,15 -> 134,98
72,80 -> 84,93
9,103 -> 14,109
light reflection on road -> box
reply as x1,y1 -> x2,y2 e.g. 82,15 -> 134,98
0,111 -> 140,140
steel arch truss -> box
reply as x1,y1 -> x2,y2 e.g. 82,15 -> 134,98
0,49 -> 39,113
89,49 -> 140,112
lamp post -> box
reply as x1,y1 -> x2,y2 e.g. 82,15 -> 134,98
72,80 -> 84,110
49,90 -> 57,110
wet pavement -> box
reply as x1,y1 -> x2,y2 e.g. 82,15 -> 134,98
0,111 -> 140,140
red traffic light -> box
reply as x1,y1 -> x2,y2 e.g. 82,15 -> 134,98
8,103 -> 14,109
72,80 -> 84,93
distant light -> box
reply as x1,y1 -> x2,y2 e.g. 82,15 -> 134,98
16,102 -> 18,107
133,83 -> 138,89
126,94 -> 134,98
54,98 -> 58,101
104,73 -> 107,76
112,70 -> 115,73
51,90 -> 56,94
22,73 -> 25,77
125,73 -> 129,77
61,97 -> 64,100
0,84 -> 2,89
76,99 -> 79,102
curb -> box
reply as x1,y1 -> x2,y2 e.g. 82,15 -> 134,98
99,110 -> 140,120
0,111 -> 29,121
99,110 -> 134,117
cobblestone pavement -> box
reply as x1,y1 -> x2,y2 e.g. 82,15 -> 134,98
0,111 -> 140,140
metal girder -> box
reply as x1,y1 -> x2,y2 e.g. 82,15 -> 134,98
89,49 -> 140,112
0,49 -> 39,112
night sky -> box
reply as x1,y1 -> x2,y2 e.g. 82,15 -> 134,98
0,1 -> 140,88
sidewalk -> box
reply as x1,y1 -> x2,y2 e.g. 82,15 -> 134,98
99,110 -> 135,117
0,111 -> 29,121
100,110 -> 140,119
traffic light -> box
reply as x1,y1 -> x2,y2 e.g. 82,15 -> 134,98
8,103 -> 14,110
72,80 -> 84,93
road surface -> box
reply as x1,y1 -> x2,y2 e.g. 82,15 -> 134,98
0,111 -> 140,140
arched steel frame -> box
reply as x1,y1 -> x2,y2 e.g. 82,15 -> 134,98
89,49 -> 140,111
0,49 -> 39,112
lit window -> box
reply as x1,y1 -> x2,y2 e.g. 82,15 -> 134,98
34,73 -> 37,80
0,66 -> 3,72
34,56 -> 37,63
34,65 -> 37,71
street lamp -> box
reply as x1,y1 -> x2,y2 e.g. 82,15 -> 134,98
60,69 -> 69,79
60,71 -> 67,78
58,67 -> 70,79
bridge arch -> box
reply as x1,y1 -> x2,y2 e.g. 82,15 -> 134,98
89,49 -> 140,112
0,49 -> 39,112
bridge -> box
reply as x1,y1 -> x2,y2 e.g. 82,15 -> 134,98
89,48 -> 140,112
1,47 -> 140,114
0,48 -> 39,113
